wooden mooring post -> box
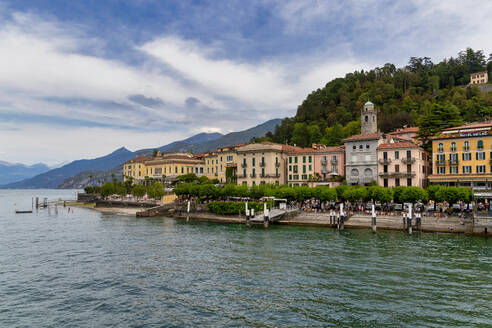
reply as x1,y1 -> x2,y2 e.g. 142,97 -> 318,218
186,200 -> 190,222
338,203 -> 344,231
408,205 -> 413,235
263,203 -> 269,229
35,197 -> 39,209
245,202 -> 250,227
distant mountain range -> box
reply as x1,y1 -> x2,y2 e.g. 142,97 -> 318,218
1,118 -> 281,189
0,161 -> 51,185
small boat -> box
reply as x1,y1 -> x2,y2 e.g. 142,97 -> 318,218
15,210 -> 33,214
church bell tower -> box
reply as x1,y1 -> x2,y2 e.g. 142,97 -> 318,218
361,101 -> 377,134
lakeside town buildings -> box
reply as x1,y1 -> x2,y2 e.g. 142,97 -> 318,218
123,101 -> 492,193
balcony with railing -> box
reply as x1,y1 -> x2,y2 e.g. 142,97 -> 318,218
265,173 -> 280,178
250,173 -> 256,178
448,158 -> 459,165
391,171 -> 416,178
259,161 -> 266,167
401,157 -> 416,164
378,158 -> 391,165
331,158 -> 338,164
240,162 -> 247,168
238,174 -> 247,178
435,160 -> 446,165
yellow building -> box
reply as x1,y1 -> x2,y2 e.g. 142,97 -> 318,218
123,152 -> 205,183
287,148 -> 316,187
145,153 -> 205,179
204,150 -> 218,180
215,144 -> 243,183
123,156 -> 151,182
429,121 -> 492,190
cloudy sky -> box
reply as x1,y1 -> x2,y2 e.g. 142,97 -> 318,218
1,0 -> 491,165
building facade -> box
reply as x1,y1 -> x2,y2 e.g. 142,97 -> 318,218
310,145 -> 345,187
123,156 -> 152,182
428,121 -> 492,190
286,148 -> 316,187
469,71 -> 488,85
215,144 -> 243,183
124,153 -> 205,183
343,101 -> 384,185
377,140 -> 430,188
204,150 -> 218,180
236,142 -> 290,186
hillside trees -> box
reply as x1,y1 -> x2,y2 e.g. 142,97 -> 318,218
269,48 -> 492,148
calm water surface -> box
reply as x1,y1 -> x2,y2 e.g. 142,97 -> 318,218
0,189 -> 491,327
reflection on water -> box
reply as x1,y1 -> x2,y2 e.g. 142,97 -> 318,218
0,190 -> 491,327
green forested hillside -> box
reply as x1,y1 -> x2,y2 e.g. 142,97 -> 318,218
265,48 -> 492,148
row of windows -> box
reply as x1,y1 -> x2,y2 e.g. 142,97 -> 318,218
382,150 -> 412,159
288,174 -> 312,181
437,140 -> 485,152
242,181 -> 280,186
383,178 -> 413,187
146,166 -> 199,175
436,152 -> 491,162
242,157 -> 279,165
289,165 -> 312,173
352,144 -> 370,151
206,155 -> 234,165
288,155 -> 312,164
240,168 -> 279,177
436,165 -> 489,174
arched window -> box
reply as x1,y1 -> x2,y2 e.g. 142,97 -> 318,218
438,143 -> 444,152
365,115 -> 368,122
478,140 -> 484,150
364,168 -> 372,176
450,142 -> 456,152
464,141 -> 470,151
351,168 -> 359,176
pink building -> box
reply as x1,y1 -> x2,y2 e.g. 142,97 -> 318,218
377,140 -> 430,188
312,145 -> 345,187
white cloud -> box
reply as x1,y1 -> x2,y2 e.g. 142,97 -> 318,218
139,35 -> 366,111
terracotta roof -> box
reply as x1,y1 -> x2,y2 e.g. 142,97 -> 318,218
442,121 -> 492,131
285,147 -> 317,154
388,126 -> 419,135
342,132 -> 383,142
311,146 -> 345,153
378,141 -> 420,150
217,143 -> 246,151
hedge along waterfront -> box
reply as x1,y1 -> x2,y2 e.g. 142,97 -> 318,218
173,183 -> 473,204
207,202 -> 271,216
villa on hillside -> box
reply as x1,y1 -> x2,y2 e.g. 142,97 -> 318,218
469,71 -> 488,85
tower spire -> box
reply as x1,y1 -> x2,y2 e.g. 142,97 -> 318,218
361,101 -> 377,134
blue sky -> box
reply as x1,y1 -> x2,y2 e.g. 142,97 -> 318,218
0,0 -> 491,165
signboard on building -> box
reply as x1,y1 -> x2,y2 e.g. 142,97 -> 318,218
460,131 -> 488,137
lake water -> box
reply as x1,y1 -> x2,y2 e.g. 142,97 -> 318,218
0,189 -> 491,327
